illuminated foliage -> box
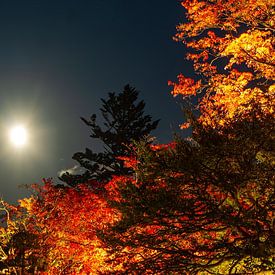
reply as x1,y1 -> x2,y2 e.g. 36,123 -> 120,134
18,179 -> 122,274
102,114 -> 274,274
169,0 -> 274,129
0,200 -> 43,274
0,1 -> 274,274
99,1 -> 275,274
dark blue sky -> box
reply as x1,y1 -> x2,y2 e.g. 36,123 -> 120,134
0,0 -> 192,202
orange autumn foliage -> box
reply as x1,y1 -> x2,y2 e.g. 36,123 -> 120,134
101,132 -> 274,274
98,2 -> 274,273
18,179 -> 122,274
0,2 -> 273,274
170,0 -> 274,129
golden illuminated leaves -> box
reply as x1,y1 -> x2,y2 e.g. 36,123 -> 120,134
171,0 -> 275,130
223,30 -> 275,79
199,84 -> 274,128
18,197 -> 34,213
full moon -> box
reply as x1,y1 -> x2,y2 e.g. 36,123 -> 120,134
9,126 -> 28,147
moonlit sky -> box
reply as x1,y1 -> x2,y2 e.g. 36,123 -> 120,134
0,0 -> 192,203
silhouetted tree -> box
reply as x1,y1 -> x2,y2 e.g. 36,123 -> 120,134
60,85 -> 159,186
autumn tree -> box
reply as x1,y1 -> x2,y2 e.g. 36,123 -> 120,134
2,1 -> 274,274
18,179 -> 122,274
60,85 -> 159,186
0,200 -> 44,274
101,111 -> 274,274
97,1 -> 275,274
169,0 -> 274,129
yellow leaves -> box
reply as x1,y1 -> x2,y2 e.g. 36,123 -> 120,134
269,84 -> 275,93
199,83 -> 274,129
222,30 -> 275,79
257,46 -> 270,57
174,1 -> 275,131
209,71 -> 253,99
196,68 -> 275,129
18,197 -> 34,212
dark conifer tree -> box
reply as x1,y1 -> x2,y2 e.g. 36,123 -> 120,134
60,85 -> 159,186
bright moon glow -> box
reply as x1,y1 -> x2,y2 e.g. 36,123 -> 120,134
9,126 -> 28,147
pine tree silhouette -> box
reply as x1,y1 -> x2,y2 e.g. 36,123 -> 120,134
60,85 -> 159,186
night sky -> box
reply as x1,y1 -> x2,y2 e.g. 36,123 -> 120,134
0,0 -> 192,203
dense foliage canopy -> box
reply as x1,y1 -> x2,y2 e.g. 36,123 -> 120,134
169,0 -> 274,129
0,1 -> 274,274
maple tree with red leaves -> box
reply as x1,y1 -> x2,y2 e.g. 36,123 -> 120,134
169,0 -> 274,130
100,119 -> 274,274
99,0 -> 275,274
17,179 -> 123,274
0,1 -> 274,274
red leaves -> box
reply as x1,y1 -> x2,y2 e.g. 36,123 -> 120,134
0,2 -> 273,274
116,156 -> 138,169
17,179 -> 122,274
169,74 -> 202,98
150,142 -> 176,151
